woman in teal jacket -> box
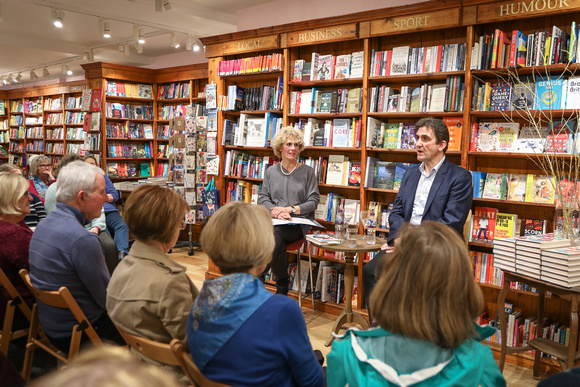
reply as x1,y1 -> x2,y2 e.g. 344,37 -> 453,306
327,221 -> 506,387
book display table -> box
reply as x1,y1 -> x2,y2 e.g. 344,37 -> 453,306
307,235 -> 386,346
498,271 -> 580,377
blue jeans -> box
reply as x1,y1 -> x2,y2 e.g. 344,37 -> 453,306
105,211 -> 129,254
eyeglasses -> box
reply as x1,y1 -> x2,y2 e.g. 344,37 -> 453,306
38,164 -> 51,169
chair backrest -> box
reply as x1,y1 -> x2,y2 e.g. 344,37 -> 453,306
18,269 -> 102,345
0,267 -> 33,354
116,327 -> 180,366
169,339 -> 231,387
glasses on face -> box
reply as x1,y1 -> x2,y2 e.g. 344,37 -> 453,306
39,164 -> 51,169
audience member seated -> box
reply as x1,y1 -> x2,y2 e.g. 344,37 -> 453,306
85,156 -> 129,261
327,221 -> 506,387
107,184 -> 198,378
30,345 -> 180,387
29,161 -> 124,352
27,155 -> 56,203
537,367 -> 580,386
44,155 -> 118,274
0,163 -> 47,229
187,201 -> 325,387
0,172 -> 35,328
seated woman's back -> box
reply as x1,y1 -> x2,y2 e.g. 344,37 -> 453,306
327,222 -> 506,387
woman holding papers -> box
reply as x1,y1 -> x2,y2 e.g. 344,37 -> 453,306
258,126 -> 320,295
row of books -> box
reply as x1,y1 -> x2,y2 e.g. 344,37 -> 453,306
367,201 -> 394,230
106,141 -> 153,158
315,193 -> 360,224
295,117 -> 361,148
218,53 -> 284,76
472,25 -> 575,71
370,43 -> 468,77
0,131 -> 9,142
105,103 -> 154,120
236,82 -> 284,112
45,113 -> 62,125
65,96 -> 82,109
105,122 -> 154,139
224,179 -> 260,204
44,97 -> 63,111
473,252 -> 503,286
472,172 -> 558,204
8,142 -> 24,153
471,120 -> 578,154
473,76 -> 580,112
157,82 -> 191,100
24,127 -> 43,138
82,132 -> 100,152
363,158 -> 417,191
9,115 -> 23,125
66,128 -> 85,140
158,105 -> 189,120
222,150 -> 277,179
105,81 -> 153,99
223,112 -> 283,147
292,51 -> 364,82
468,207 -> 520,244
290,87 -> 362,115
25,140 -> 43,152
45,143 -> 64,154
24,116 -> 42,125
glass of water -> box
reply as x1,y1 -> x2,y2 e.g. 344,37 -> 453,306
346,223 -> 358,247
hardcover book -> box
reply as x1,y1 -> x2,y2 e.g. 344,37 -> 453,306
292,59 -> 304,82
546,120 -> 575,153
442,117 -> 462,151
326,155 -> 347,185
349,51 -> 364,78
393,162 -> 417,191
472,171 -> 487,198
509,77 -> 535,110
316,54 -> 334,81
566,76 -> 580,109
495,212 -> 519,239
373,161 -> 396,190
382,123 -> 402,149
348,161 -> 362,186
482,173 -> 508,200
333,54 -> 351,79
496,122 -> 520,152
471,206 -> 499,244
390,46 -> 411,75
534,76 -> 564,110
490,82 -> 511,111
476,122 -> 501,152
331,118 -> 350,147
400,123 -> 416,149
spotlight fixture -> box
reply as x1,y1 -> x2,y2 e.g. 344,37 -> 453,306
16,73 -> 22,82
2,78 -> 7,85
30,70 -> 39,80
85,49 -> 94,62
138,28 -> 145,44
51,9 -> 64,28
100,18 -> 111,38
135,43 -> 143,54
66,66 -> 73,76
12,74 -> 18,83
133,24 -> 139,42
43,68 -> 50,78
124,43 -> 130,56
118,44 -> 124,53
163,1 -> 172,11
170,33 -> 179,49
61,64 -> 67,75
155,0 -> 162,12
185,35 -> 192,51
193,42 -> 200,52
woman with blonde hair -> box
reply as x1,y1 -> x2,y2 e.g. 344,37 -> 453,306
188,201 -> 325,387
327,221 -> 506,387
27,154 -> 56,203
0,172 -> 34,327
258,126 -> 320,294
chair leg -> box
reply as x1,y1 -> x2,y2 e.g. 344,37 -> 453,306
22,306 -> 40,382
296,250 -> 302,308
307,246 -> 315,311
1,303 -> 16,355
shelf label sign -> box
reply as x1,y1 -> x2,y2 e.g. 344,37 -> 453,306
370,9 -> 459,35
287,24 -> 358,46
477,0 -> 580,21
222,35 -> 279,55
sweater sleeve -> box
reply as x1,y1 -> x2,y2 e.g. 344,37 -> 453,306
326,338 -> 349,387
277,300 -> 325,387
480,345 -> 507,387
297,167 -> 320,217
71,234 -> 110,309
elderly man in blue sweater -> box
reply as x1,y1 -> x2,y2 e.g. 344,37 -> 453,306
29,161 -> 124,351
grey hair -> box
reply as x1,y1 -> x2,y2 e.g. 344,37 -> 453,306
56,161 -> 104,203
28,155 -> 51,177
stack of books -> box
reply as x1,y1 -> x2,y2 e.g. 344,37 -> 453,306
541,247 -> 580,288
515,234 -> 570,278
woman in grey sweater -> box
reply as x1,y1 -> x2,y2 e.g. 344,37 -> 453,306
258,126 -> 320,295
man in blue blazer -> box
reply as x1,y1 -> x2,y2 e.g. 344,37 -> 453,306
363,117 -> 472,318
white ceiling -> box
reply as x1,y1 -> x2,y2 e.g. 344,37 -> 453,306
0,0 -> 273,88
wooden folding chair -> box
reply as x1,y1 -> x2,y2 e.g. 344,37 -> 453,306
19,269 -> 103,381
0,267 -> 34,355
116,327 -> 181,367
170,339 -> 231,387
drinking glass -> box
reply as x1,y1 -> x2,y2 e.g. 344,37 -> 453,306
359,210 -> 369,241
346,223 -> 358,247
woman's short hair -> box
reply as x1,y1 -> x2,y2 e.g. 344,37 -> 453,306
124,185 -> 189,245
370,221 -> 483,349
0,163 -> 22,174
28,154 -> 51,177
271,126 -> 305,158
200,201 -> 274,274
30,345 -> 179,387
0,172 -> 30,216
56,161 -> 104,203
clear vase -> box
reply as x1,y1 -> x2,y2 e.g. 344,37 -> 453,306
554,203 -> 579,246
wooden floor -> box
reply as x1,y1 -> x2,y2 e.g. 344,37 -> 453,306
171,246 -> 544,387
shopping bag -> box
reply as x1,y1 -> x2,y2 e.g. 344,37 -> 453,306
202,179 -> 220,217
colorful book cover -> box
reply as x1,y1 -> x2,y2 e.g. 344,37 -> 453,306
490,82 -> 511,111
374,161 -> 396,190
482,172 -> 507,199
393,162 -> 417,191
507,173 -> 527,201
534,76 -> 564,110
442,117 -> 462,151
510,76 -> 535,110
477,122 -> 501,152
546,120 -> 575,153
554,177 -> 578,207
400,123 -> 416,149
525,174 -> 555,204
383,123 -> 402,149
471,206 -> 499,244
292,59 -> 304,82
496,122 -> 520,152
331,118 -> 350,147
472,171 -> 487,198
347,161 -> 362,186
496,212 -> 518,239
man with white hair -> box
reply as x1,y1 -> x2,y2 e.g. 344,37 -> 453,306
29,161 -> 124,350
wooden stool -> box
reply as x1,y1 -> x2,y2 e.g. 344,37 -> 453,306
286,238 -> 315,310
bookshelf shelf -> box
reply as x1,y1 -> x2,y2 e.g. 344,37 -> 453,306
289,78 -> 363,87
472,197 -> 556,208
369,71 -> 463,83
221,70 -> 284,82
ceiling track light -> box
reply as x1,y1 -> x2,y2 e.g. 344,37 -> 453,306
30,70 -> 38,80
138,28 -> 145,44
100,18 -> 111,38
124,43 -> 130,56
66,66 -> 72,76
155,0 -> 162,12
12,74 -> 18,83
170,33 -> 179,49
133,24 -> 139,42
51,9 -> 64,28
193,42 -> 201,52
61,64 -> 67,75
85,49 -> 94,62
16,73 -> 22,82
163,1 -> 172,11
2,78 -> 8,85
185,35 -> 192,51
135,43 -> 143,54
43,68 -> 50,78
